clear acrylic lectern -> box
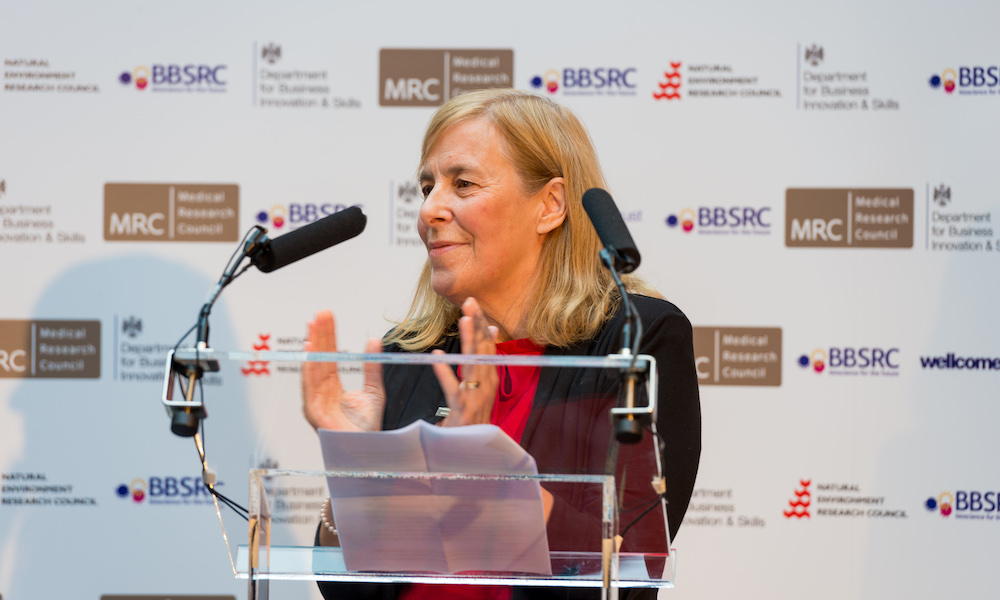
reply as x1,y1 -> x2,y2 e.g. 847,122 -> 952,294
162,349 -> 675,600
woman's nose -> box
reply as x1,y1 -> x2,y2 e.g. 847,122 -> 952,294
419,186 -> 453,226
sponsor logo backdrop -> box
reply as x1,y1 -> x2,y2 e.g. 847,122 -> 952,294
1,1 -> 998,598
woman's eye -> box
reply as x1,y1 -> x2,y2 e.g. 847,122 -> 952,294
421,185 -> 433,198
456,179 -> 472,189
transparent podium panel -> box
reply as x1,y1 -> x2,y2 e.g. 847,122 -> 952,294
238,469 -> 673,591
163,349 -> 678,597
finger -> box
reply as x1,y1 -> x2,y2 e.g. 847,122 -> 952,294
306,311 -> 342,392
464,298 -> 496,353
458,314 -> 475,356
431,348 -> 460,403
361,337 -> 385,401
315,310 -> 338,352
457,315 -> 490,388
303,338 -> 320,390
459,299 -> 496,390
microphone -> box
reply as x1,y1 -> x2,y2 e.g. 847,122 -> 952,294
581,188 -> 640,274
251,206 -> 367,273
582,188 -> 647,444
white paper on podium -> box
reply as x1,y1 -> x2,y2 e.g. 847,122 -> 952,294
318,421 -> 552,575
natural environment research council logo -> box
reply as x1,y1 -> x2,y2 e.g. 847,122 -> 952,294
653,62 -> 681,100
242,333 -> 271,376
783,479 -> 811,518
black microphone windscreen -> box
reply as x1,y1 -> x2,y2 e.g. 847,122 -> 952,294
582,188 -> 641,273
254,206 -> 366,273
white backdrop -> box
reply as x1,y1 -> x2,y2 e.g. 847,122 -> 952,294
2,1 -> 999,598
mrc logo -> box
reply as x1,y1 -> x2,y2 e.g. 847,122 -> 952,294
380,49 -> 513,107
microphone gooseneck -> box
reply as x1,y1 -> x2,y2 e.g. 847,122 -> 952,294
167,207 -> 368,438
582,188 -> 647,445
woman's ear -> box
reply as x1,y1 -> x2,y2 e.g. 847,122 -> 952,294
536,177 -> 567,235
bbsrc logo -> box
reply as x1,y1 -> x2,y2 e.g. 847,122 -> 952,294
256,203 -> 361,231
116,476 -> 215,505
925,490 -> 999,520
118,478 -> 147,503
929,66 -> 1000,95
799,346 -> 900,376
666,206 -> 771,235
119,66 -> 150,90
119,63 -> 227,92
530,67 -> 637,97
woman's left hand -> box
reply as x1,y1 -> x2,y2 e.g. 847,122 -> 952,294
432,297 -> 499,426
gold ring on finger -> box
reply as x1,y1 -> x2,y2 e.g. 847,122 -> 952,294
459,380 -> 481,390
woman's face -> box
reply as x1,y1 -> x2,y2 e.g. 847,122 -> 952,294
418,118 -> 549,311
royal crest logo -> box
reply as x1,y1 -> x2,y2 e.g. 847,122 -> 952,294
121,316 -> 142,338
0,178 -> 6,198
933,184 -> 951,207
804,44 -> 823,67
397,181 -> 421,204
261,43 -> 281,65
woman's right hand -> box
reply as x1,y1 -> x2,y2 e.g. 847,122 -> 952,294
302,310 -> 385,432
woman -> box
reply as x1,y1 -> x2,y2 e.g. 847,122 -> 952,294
303,89 -> 701,600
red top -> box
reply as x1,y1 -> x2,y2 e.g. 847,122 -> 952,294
400,338 -> 545,600
484,338 -> 545,444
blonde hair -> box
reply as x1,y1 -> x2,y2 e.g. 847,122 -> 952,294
386,89 -> 659,350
